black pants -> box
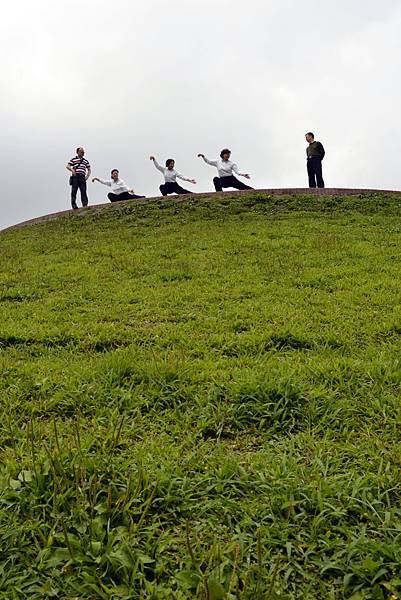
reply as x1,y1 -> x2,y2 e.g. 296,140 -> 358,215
159,182 -> 190,196
307,158 -> 324,188
71,174 -> 88,208
213,175 -> 253,192
108,192 -> 145,203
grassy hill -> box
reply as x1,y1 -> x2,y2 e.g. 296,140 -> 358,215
1,191 -> 401,599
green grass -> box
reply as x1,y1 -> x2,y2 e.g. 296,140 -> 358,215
1,191 -> 401,599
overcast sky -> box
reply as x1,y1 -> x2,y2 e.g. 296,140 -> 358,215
1,0 -> 401,229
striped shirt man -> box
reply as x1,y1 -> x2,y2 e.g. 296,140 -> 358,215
68,155 -> 91,176
66,147 -> 91,209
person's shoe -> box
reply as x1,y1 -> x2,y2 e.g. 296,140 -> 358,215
71,204 -> 78,210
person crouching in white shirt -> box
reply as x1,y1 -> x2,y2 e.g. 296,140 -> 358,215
150,156 -> 196,196
198,148 -> 253,192
92,169 -> 145,202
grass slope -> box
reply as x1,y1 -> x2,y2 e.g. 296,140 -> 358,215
1,192 -> 401,599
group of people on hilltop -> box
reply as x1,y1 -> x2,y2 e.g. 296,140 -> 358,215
66,133 -> 325,210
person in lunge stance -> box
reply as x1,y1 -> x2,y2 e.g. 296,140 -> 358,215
66,147 -> 91,209
92,169 -> 145,202
198,149 -> 252,192
150,156 -> 196,196
305,132 -> 325,188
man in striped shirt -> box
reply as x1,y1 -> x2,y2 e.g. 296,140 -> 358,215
66,147 -> 91,209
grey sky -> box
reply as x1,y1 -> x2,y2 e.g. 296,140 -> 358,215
1,0 -> 401,229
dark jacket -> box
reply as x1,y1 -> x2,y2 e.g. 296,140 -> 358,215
307,141 -> 325,160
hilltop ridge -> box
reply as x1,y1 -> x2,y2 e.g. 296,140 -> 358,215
3,186 -> 401,232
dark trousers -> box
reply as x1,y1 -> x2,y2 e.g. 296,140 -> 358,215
213,175 -> 253,192
107,192 -> 145,203
71,174 -> 88,208
159,182 -> 190,196
307,158 -> 324,188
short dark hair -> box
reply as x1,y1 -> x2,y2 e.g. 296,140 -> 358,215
220,148 -> 231,158
111,169 -> 119,175
165,159 -> 175,168
76,147 -> 83,154
306,132 -> 314,139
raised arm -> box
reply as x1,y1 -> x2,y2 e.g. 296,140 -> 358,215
197,153 -> 217,167
150,156 -> 164,173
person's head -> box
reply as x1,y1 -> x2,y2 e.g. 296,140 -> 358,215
111,169 -> 119,181
305,132 -> 314,143
165,159 -> 175,170
220,148 -> 231,161
76,147 -> 85,157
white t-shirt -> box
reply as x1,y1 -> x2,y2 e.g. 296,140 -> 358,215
153,160 -> 192,183
201,156 -> 241,178
98,178 -> 130,195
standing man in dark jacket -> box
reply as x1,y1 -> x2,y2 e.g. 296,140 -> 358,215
66,147 -> 91,209
305,132 -> 325,188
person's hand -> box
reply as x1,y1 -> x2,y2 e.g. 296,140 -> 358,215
197,153 -> 204,158
190,179 -> 196,184
243,174 -> 251,179
149,155 -> 155,161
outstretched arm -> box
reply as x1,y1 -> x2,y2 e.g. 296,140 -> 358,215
125,180 -> 136,193
150,155 -> 164,173
232,163 -> 251,179
198,153 -> 217,167
92,177 -> 111,186
176,173 -> 196,184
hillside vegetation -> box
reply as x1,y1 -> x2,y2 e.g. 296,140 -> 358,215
1,192 -> 401,599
